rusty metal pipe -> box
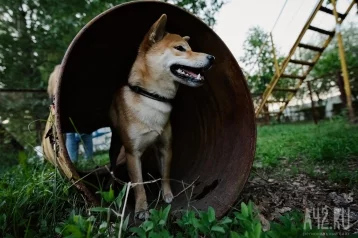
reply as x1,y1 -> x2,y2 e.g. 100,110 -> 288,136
54,1 -> 256,218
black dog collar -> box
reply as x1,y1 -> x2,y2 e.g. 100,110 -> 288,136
128,84 -> 173,104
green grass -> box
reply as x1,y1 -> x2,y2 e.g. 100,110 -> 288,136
0,158 -> 84,238
255,117 -> 358,187
75,151 -> 110,172
0,144 -> 18,174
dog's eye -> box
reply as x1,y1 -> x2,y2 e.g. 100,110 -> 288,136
174,45 -> 186,52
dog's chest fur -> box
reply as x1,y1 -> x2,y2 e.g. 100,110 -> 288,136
121,87 -> 171,148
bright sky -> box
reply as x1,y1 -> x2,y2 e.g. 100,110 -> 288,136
214,0 -> 357,64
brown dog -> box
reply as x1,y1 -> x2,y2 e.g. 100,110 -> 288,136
109,14 -> 215,219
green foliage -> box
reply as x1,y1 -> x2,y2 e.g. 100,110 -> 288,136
75,151 -> 110,172
240,26 -> 277,95
0,156 -> 83,238
129,205 -> 172,237
228,202 -> 263,238
175,206 -> 234,237
267,210 -> 330,238
0,154 -> 335,237
0,124 -> 24,173
240,26 -> 293,99
0,92 -> 49,150
165,0 -> 225,28
0,0 -> 224,89
57,200 -> 331,238
57,184 -> 130,238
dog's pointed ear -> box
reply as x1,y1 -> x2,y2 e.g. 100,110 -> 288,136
149,14 -> 167,44
183,36 -> 190,41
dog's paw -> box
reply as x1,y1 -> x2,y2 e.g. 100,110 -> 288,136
163,192 -> 174,204
135,200 -> 149,220
135,210 -> 149,220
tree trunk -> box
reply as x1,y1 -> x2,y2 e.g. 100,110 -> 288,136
336,71 -> 347,107
315,90 -> 322,106
263,103 -> 270,125
307,81 -> 318,124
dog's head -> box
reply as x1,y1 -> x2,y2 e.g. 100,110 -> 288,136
138,14 -> 215,87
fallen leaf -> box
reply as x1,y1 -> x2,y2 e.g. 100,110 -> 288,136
258,213 -> 270,231
276,207 -> 292,214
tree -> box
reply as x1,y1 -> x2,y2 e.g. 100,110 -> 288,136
240,26 -> 280,122
239,26 -> 294,97
240,26 -> 297,123
0,0 -> 224,89
240,27 -> 274,95
165,0 -> 225,28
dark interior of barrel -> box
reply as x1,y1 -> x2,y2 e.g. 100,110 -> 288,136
57,1 -> 256,218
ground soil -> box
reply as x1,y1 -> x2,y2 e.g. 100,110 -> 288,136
239,166 -> 358,236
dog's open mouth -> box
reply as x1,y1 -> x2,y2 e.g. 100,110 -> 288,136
170,64 -> 205,85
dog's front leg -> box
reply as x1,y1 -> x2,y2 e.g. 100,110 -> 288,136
126,152 -> 149,220
159,123 -> 174,204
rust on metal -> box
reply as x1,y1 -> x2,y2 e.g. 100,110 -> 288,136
43,103 -> 100,206
54,0 -> 256,218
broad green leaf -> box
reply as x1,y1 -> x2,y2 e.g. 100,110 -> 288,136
254,222 -> 262,238
89,207 -> 108,213
230,231 -> 241,238
122,214 -> 130,231
235,212 -> 247,221
97,186 -> 115,203
241,202 -> 249,218
162,204 -> 171,224
220,217 -> 233,225
115,183 -> 128,208
62,224 -> 83,237
129,227 -> 146,238
208,207 -> 216,223
211,225 -> 225,233
142,220 -> 154,232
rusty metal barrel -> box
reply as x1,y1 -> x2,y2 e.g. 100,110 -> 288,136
54,0 -> 256,218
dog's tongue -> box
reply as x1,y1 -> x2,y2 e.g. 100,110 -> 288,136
183,69 -> 198,77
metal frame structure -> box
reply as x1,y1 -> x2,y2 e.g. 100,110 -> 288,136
255,0 -> 357,121
331,0 -> 355,121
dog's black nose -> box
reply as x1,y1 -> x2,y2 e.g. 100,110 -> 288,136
207,55 -> 215,63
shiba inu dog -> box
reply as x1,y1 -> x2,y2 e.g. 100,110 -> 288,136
109,14 -> 215,219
